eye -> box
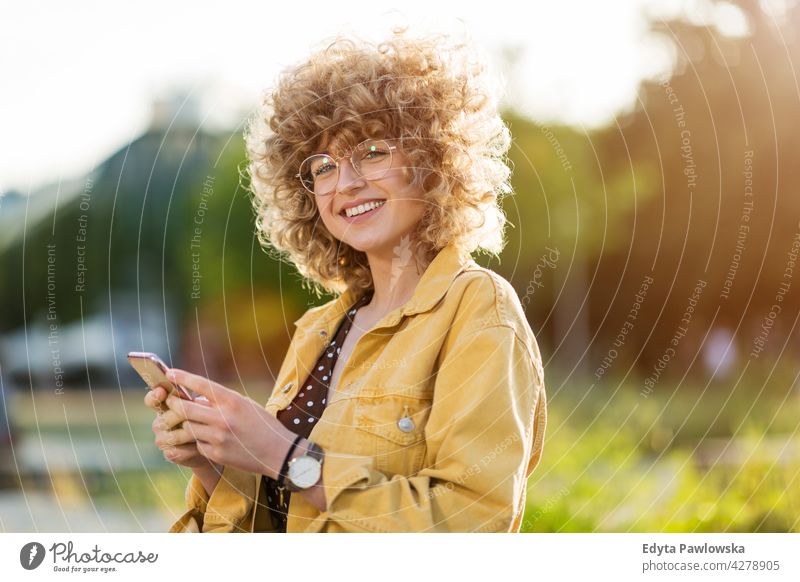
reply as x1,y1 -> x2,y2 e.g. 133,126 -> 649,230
313,161 -> 336,176
359,147 -> 390,165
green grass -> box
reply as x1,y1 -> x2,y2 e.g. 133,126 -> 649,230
522,372 -> 800,532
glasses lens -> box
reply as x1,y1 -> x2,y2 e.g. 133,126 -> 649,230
299,154 -> 338,195
353,139 -> 393,180
298,139 -> 395,196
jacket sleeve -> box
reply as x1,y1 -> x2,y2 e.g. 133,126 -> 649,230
168,465 -> 257,533
304,323 -> 547,533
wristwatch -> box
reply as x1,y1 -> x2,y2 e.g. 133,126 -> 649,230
283,440 -> 325,492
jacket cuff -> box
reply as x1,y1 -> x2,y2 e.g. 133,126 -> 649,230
202,464 -> 257,530
186,472 -> 210,514
170,465 -> 256,533
166,473 -> 210,533
168,507 -> 203,533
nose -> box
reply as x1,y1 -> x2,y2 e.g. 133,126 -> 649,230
334,157 -> 365,195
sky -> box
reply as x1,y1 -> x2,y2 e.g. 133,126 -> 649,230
0,0 -> 751,194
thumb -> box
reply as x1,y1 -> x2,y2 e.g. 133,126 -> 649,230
167,368 -> 228,404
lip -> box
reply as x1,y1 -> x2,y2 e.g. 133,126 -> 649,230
337,198 -> 386,216
339,200 -> 387,223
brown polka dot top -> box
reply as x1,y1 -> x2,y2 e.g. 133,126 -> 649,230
263,289 -> 374,532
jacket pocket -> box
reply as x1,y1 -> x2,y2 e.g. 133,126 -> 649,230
353,385 -> 432,476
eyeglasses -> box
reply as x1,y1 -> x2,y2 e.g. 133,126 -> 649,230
296,138 -> 398,196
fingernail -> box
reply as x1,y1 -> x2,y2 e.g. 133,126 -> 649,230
166,370 -> 175,380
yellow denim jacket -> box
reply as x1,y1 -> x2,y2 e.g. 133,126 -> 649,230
168,242 -> 547,533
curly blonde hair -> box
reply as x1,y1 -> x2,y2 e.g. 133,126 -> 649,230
244,26 -> 513,298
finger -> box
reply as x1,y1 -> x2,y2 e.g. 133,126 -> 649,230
144,388 -> 166,408
152,408 -> 186,432
167,368 -> 230,404
182,420 -> 216,444
165,393 -> 218,424
155,427 -> 196,449
144,386 -> 167,409
162,443 -> 202,463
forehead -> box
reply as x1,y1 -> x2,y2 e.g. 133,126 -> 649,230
315,125 -> 384,155
316,135 -> 352,157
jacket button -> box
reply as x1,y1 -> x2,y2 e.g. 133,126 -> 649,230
397,416 -> 416,433
319,330 -> 328,338
281,382 -> 294,393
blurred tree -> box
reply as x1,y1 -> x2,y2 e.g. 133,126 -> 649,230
592,0 -> 800,377
499,110 -> 658,377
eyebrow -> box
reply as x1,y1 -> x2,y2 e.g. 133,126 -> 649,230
318,136 -> 365,157
323,142 -> 347,156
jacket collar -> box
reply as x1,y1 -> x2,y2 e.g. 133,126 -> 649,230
294,242 -> 475,330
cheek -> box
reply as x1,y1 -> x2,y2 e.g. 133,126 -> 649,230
384,197 -> 426,234
317,200 -> 337,224
393,186 -> 428,218
384,171 -> 425,204
316,198 -> 333,215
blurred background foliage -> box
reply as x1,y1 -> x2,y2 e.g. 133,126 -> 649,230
0,0 -> 799,531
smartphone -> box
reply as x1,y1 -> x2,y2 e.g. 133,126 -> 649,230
127,352 -> 199,410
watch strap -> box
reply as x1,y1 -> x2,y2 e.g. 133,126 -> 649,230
276,434 -> 303,488
304,441 -> 325,462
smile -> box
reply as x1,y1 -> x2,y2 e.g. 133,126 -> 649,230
340,200 -> 386,222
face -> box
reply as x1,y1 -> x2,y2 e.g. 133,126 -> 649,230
311,138 -> 428,259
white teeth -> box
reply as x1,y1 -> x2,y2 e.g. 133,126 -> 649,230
344,200 -> 385,218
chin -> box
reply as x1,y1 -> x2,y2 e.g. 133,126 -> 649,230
341,238 -> 388,254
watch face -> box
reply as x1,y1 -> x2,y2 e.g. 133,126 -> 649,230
288,455 -> 322,489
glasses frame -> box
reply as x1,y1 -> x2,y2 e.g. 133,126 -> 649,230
295,138 -> 399,196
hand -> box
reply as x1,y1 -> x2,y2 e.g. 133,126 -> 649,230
144,385 -> 222,475
164,368 -> 297,479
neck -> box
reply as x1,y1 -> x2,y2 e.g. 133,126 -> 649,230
364,240 -> 430,316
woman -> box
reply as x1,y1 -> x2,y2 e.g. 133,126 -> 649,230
146,28 -> 547,533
